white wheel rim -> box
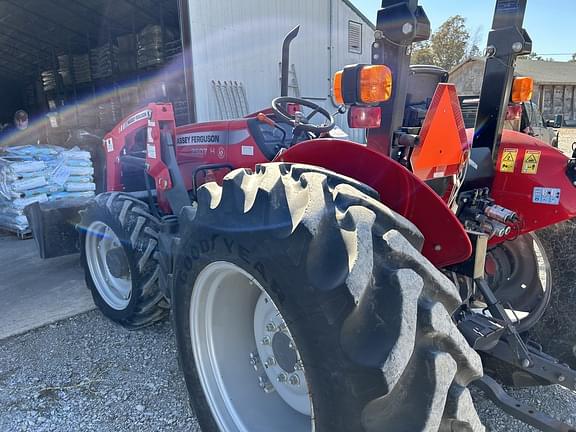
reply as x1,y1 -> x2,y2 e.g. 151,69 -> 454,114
85,221 -> 132,310
189,261 -> 313,432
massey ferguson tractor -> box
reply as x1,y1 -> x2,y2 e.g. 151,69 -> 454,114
26,0 -> 576,430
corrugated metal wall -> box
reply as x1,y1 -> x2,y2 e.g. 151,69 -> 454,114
187,0 -> 373,142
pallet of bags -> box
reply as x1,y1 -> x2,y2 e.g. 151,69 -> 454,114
0,145 -> 96,237
0,157 -> 50,236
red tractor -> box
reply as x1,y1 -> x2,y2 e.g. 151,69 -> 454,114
27,0 -> 576,430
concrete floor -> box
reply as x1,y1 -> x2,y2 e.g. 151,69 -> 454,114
0,230 -> 94,340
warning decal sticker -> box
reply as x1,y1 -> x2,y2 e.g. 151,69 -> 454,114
104,138 -> 114,153
499,148 -> 518,173
522,150 -> 541,174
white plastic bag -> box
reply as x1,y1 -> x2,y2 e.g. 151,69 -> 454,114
65,182 -> 96,192
10,176 -> 47,192
6,161 -> 46,174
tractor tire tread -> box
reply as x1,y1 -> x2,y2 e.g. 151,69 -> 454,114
177,163 -> 484,431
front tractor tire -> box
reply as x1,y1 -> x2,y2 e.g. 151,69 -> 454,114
80,192 -> 168,329
172,163 -> 484,432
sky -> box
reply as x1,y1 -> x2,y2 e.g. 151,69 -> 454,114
353,0 -> 576,61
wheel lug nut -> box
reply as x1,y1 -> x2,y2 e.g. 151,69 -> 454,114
258,376 -> 275,393
261,336 -> 271,345
265,322 -> 276,332
289,374 -> 300,386
277,373 -> 288,383
294,360 -> 303,371
249,352 -> 260,371
278,321 -> 287,331
264,356 -> 276,368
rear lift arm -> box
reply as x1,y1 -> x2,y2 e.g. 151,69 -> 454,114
473,375 -> 576,432
460,302 -> 576,432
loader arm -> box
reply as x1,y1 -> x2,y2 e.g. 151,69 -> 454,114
103,103 -> 188,214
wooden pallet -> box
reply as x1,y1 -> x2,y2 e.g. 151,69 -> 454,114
0,227 -> 32,240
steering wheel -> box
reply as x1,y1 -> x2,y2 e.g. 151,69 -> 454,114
271,96 -> 335,136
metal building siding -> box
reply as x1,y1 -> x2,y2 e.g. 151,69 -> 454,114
186,0 -> 373,142
329,0 -> 375,142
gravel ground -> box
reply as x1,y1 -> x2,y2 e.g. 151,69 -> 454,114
0,312 -> 200,432
1,311 -> 576,431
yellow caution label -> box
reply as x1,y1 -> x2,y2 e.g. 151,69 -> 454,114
499,148 -> 518,173
521,150 -> 541,174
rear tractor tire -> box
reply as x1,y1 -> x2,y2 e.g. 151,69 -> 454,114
172,163 -> 484,432
80,192 -> 168,329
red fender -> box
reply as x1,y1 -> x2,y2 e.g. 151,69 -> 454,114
477,129 -> 576,246
275,139 -> 472,268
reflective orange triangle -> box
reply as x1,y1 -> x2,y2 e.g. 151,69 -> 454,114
410,83 -> 469,180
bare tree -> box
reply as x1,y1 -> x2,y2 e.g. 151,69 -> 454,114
467,26 -> 484,58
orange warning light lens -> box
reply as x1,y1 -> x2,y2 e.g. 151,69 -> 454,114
511,77 -> 533,103
333,70 -> 344,105
359,65 -> 393,104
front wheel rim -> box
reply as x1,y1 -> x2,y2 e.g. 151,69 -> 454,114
85,221 -> 132,310
189,261 -> 313,432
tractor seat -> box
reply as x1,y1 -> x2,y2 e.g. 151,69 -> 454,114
404,65 -> 449,128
